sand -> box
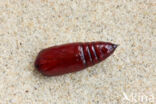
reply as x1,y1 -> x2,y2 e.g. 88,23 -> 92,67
0,0 -> 155,104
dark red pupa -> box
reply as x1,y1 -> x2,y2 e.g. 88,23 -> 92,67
35,41 -> 118,76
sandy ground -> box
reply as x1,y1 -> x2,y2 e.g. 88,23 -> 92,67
0,0 -> 155,104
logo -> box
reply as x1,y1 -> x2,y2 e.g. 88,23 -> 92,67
122,91 -> 155,103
